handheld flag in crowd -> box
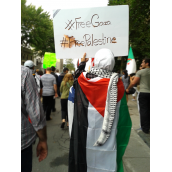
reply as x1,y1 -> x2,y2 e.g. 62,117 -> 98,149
43,52 -> 57,69
126,46 -> 136,74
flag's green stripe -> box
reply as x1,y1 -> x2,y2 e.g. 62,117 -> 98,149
128,47 -> 134,60
116,92 -> 132,172
43,52 -> 56,69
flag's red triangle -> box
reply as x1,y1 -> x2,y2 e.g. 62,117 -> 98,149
78,73 -> 125,117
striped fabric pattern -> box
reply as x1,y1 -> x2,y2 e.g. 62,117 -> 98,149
41,74 -> 56,96
21,66 -> 46,150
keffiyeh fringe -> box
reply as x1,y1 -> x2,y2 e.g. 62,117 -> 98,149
89,67 -> 118,146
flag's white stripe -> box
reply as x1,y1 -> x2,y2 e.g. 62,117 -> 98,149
68,101 -> 74,137
126,59 -> 136,74
68,87 -> 74,137
86,101 -> 121,172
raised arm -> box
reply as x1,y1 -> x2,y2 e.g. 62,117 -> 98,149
74,53 -> 89,80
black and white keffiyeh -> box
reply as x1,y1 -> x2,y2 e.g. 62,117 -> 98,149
88,67 -> 118,146
89,67 -> 114,78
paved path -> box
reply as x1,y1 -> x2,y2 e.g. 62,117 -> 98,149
32,95 -> 150,172
32,98 -> 69,172
123,94 -> 150,172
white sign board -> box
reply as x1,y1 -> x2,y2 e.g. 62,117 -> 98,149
53,5 -> 129,59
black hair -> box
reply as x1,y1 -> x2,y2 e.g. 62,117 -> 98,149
123,70 -> 128,79
37,70 -> 43,76
143,58 -> 150,67
51,66 -> 56,72
130,73 -> 135,77
63,67 -> 69,72
117,70 -> 120,74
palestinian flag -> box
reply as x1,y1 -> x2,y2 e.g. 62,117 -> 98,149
126,46 -> 136,74
68,73 -> 132,172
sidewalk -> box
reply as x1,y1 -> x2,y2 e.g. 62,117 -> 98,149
32,95 -> 150,172
32,98 -> 69,172
123,95 -> 150,172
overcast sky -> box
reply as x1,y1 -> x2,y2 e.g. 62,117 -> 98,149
26,0 -> 108,70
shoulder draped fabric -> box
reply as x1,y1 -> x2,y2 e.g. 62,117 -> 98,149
68,72 -> 132,172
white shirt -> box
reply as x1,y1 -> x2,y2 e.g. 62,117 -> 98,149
56,72 -> 60,76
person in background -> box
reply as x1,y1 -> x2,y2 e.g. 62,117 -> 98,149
130,73 -> 137,101
57,67 -> 69,97
40,67 -> 58,120
51,66 -> 58,112
117,70 -> 122,78
21,66 -> 48,172
37,70 -> 44,102
56,69 -> 60,76
140,64 -> 145,70
126,59 -> 150,134
120,70 -> 129,102
60,73 -> 74,128
24,60 -> 43,97
37,70 -> 43,76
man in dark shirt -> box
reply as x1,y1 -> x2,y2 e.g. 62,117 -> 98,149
51,66 -> 58,112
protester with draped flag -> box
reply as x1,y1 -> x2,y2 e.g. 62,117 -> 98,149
68,48 -> 132,172
126,46 -> 136,75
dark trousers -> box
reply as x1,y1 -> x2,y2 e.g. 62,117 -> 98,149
21,145 -> 32,172
61,99 -> 68,122
138,92 -> 150,133
57,87 -> 61,97
52,98 -> 56,111
43,96 -> 54,120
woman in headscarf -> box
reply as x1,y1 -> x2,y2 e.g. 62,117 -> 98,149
68,48 -> 132,172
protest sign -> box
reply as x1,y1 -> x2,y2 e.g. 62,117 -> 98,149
43,52 -> 57,69
53,5 -> 129,59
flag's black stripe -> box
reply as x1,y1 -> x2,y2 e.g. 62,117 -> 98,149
69,81 -> 89,172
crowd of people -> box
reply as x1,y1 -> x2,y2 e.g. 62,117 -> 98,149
21,51 -> 150,172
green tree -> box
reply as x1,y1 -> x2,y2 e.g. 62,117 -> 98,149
64,59 -> 75,72
21,0 -> 55,57
108,0 -> 150,70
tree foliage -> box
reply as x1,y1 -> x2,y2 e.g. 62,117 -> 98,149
108,0 -> 150,69
63,59 -> 75,72
21,0 -> 55,57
